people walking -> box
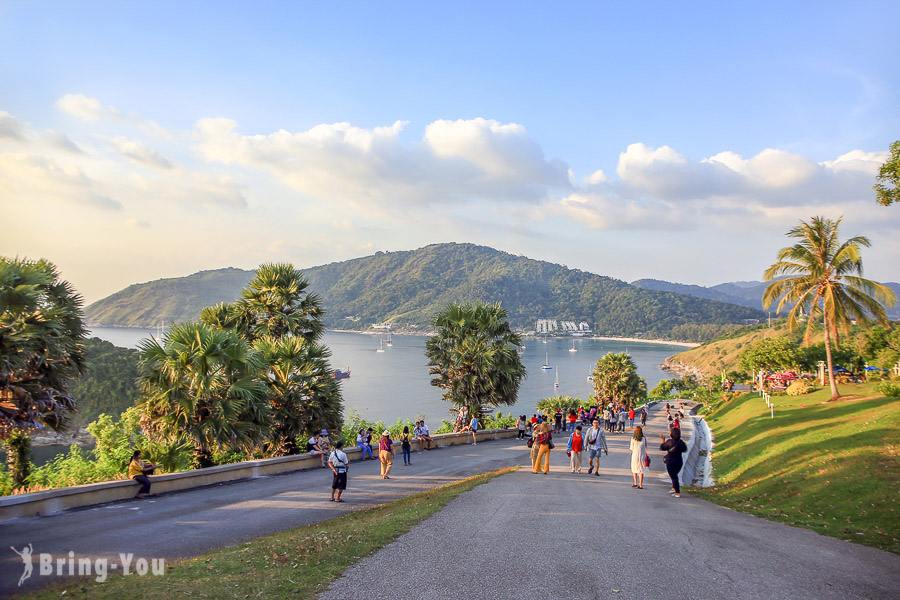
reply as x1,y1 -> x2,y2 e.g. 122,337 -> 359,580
533,422 -> 553,474
567,425 -> 584,473
554,409 -> 563,433
399,426 -> 413,465
585,419 -> 608,476
617,407 -> 627,432
629,426 -> 648,489
607,409 -> 617,433
628,408 -> 635,428
470,414 -> 480,445
640,408 -> 647,427
379,430 -> 394,479
517,415 -> 527,439
659,428 -> 688,497
328,441 -> 349,502
567,410 -> 577,432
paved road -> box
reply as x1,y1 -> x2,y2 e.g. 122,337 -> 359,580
320,419 -> 900,599
1,436 -> 528,596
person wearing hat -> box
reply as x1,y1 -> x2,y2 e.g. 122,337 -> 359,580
319,429 -> 332,454
378,430 -> 395,479
328,441 -> 349,502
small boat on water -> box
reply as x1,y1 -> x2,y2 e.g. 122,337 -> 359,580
541,352 -> 552,370
383,333 -> 393,347
569,340 -> 577,353
554,368 -> 560,390
333,368 -> 351,380
376,339 -> 385,353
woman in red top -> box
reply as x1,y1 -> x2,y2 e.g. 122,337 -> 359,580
568,425 -> 585,473
567,410 -> 577,432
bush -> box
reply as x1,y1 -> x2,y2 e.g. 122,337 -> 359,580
786,380 -> 815,396
876,382 -> 900,398
535,396 -> 588,413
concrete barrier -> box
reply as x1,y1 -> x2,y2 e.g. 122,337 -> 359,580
0,428 -> 520,522
680,416 -> 714,487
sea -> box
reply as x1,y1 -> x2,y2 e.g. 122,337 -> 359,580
14,328 -> 685,466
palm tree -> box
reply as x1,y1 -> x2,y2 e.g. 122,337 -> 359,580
425,301 -> 526,418
137,321 -> 269,468
1,258 -> 87,487
763,216 -> 896,400
592,352 -> 647,409
255,335 -> 342,455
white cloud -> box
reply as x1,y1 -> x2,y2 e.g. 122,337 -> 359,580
0,152 -> 121,210
125,217 -> 151,228
55,94 -> 124,121
111,137 -> 174,169
0,111 -> 25,140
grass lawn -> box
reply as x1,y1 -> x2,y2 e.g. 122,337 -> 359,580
692,382 -> 899,554
16,467 -> 516,600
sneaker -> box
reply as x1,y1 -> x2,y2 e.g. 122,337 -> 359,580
594,472 -> 600,477
673,493 -> 681,498
588,466 -> 593,474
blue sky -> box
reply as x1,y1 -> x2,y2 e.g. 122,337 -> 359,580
2,1 -> 898,303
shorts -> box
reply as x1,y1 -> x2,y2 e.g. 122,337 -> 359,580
332,471 -> 347,490
589,448 -> 602,459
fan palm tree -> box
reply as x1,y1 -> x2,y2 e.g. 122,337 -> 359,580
255,335 -> 342,455
763,216 -> 896,400
592,352 -> 647,409
425,301 -> 526,418
137,321 -> 269,468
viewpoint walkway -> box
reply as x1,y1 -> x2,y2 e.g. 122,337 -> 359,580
2,405 -> 898,598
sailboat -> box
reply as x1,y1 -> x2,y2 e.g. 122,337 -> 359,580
541,352 -> 552,370
554,368 -> 560,390
376,339 -> 385,353
569,340 -> 577,353
382,332 -> 393,347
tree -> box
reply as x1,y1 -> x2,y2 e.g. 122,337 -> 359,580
136,321 -> 269,468
763,216 -> 896,400
592,352 -> 647,409
201,263 -> 343,454
535,395 -> 584,413
874,140 -> 900,206
1,258 -> 87,487
425,301 -> 526,418
738,337 -> 801,372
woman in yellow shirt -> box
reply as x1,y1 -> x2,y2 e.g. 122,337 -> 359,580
129,450 -> 158,498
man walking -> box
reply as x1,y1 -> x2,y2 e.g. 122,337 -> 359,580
586,419 -> 608,476
328,441 -> 349,502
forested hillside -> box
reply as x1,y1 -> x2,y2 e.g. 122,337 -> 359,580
69,338 -> 141,425
85,243 -> 766,342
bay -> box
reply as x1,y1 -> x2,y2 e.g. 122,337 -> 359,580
88,327 -> 682,427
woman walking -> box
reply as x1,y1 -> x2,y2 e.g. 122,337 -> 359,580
659,428 -> 688,497
568,425 -> 584,473
629,426 -> 648,489
399,426 -> 413,466
533,422 -> 553,474
379,430 -> 395,479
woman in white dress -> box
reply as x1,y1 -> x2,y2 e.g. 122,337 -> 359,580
630,425 -> 648,489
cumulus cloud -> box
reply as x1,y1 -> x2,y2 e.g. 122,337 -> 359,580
56,94 -> 124,121
192,116 -> 570,209
0,111 -> 25,141
0,152 -> 121,210
111,137 -> 174,169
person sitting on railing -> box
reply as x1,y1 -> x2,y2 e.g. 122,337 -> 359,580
356,429 -> 374,460
307,432 -> 327,467
129,450 -> 158,499
415,420 -> 434,450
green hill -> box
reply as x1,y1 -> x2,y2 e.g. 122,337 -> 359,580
85,243 -> 766,342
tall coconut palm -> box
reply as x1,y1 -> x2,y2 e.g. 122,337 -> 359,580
425,301 -> 526,418
592,352 -> 647,409
137,321 -> 269,468
763,216 -> 896,400
255,335 -> 342,455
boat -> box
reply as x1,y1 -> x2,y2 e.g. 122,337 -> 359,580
541,353 -> 552,370
382,333 -> 393,347
569,340 -> 577,353
554,368 -> 560,390
333,368 -> 351,380
376,339 -> 385,353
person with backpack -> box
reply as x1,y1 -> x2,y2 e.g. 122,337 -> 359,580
328,441 -> 349,502
532,422 -> 553,474
567,425 -> 585,473
659,428 -> 688,498
469,414 -> 480,445
585,419 -> 608,476
399,426 -> 413,466
607,408 -> 618,433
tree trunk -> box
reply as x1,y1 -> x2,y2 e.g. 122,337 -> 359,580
823,314 -> 841,401
5,429 -> 32,490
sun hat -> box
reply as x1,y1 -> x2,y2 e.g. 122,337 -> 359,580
382,430 -> 391,436
321,429 -> 328,435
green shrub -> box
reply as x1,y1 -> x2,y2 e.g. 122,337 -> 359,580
876,382 -> 900,398
786,380 -> 815,396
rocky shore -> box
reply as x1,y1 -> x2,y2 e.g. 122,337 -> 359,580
660,356 -> 709,381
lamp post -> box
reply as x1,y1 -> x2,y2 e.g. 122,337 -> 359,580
817,361 -> 826,386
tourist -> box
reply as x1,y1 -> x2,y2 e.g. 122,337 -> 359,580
585,419 -> 608,476
469,414 -> 480,445
672,416 -> 681,430
399,426 -> 413,465
640,408 -> 647,427
379,430 -> 395,479
607,409 -> 617,433
366,427 -> 375,456
554,409 -> 563,433
628,408 -> 635,428
567,410 -> 577,432
328,441 -> 349,502
618,407 -> 627,432
420,420 -> 434,449
307,432 -> 327,467
129,450 -> 158,499
517,415 -> 527,439
356,429 -> 373,460
567,425 -> 584,473
659,428 -> 688,498
533,422 -> 553,474
630,426 -> 648,489
319,429 -> 331,452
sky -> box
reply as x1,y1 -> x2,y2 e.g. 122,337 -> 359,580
1,1 -> 899,304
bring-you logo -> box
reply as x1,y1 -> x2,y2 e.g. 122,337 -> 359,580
10,544 -> 165,586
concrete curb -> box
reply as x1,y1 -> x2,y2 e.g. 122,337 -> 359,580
0,428 -> 519,521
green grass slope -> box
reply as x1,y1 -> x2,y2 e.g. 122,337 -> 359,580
693,384 -> 900,553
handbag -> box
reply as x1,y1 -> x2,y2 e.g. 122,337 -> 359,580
644,455 -> 651,467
